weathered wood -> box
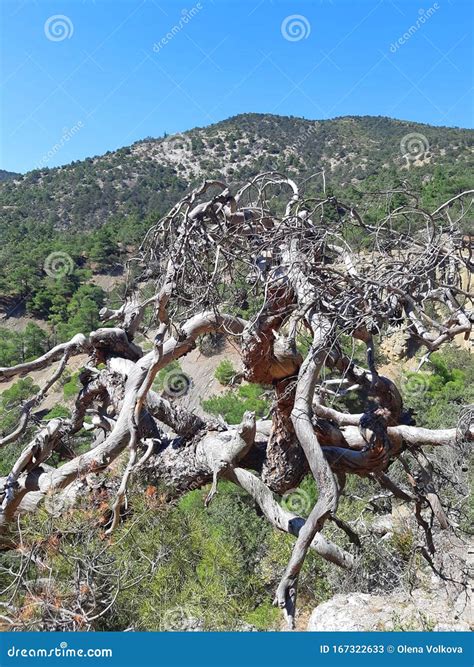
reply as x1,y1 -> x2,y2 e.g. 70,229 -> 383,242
0,175 -> 471,627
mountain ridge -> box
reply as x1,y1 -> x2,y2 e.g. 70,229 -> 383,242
6,113 -> 472,177
1,112 -> 472,232
0,112 -> 472,312
0,169 -> 20,182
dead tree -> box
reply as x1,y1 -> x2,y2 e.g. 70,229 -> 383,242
0,174 -> 472,628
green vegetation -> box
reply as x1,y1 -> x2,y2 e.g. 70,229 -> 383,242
0,323 -> 49,367
29,275 -> 106,340
0,333 -> 471,632
5,481 -> 331,631
0,377 -> 38,435
214,359 -> 236,386
0,377 -> 39,475
44,404 -> 71,420
202,383 -> 270,424
0,114 -> 472,326
63,372 -> 82,399
401,346 -> 474,429
152,360 -> 182,393
0,373 -> 92,478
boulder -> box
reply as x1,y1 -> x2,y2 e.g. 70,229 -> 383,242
371,514 -> 393,536
307,590 -> 472,632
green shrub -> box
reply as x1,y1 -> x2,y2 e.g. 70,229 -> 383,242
202,383 -> 270,424
214,359 -> 236,386
63,372 -> 81,399
44,404 -> 71,420
401,346 -> 474,428
0,377 -> 39,475
390,529 -> 414,561
152,360 -> 182,392
244,601 -> 280,630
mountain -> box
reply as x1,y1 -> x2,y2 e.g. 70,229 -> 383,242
0,169 -> 20,182
0,114 -> 472,317
1,114 -> 472,231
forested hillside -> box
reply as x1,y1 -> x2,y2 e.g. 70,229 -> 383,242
1,114 -> 473,231
0,114 -> 472,330
0,170 -> 19,182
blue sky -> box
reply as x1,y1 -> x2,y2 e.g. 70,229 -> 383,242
1,0 -> 472,173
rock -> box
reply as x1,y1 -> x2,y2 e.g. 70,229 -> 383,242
307,590 -> 473,632
308,593 -> 391,631
434,623 -> 470,632
371,514 -> 393,536
380,328 -> 411,361
235,622 -> 258,632
177,616 -> 204,632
